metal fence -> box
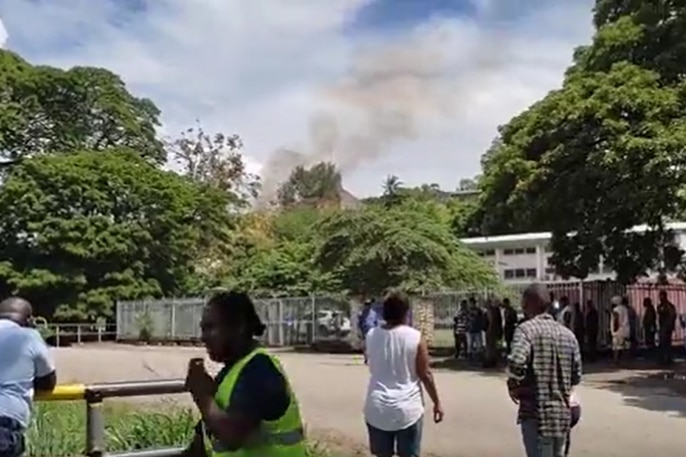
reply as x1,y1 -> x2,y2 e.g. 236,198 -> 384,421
116,295 -> 355,347
115,280 -> 686,349
115,288 -> 517,348
37,380 -> 187,457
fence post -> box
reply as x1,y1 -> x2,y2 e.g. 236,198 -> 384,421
309,294 -> 316,345
77,325 -> 82,344
277,299 -> 284,347
55,326 -> 61,347
170,298 -> 176,340
85,391 -> 105,457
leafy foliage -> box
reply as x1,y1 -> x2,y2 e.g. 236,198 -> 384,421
474,0 -> 686,283
315,201 -> 498,296
0,149 -> 231,319
277,162 -> 342,208
0,50 -> 164,167
0,49 -> 499,320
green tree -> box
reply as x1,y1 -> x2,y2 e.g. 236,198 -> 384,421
0,50 -> 164,167
276,162 -> 342,207
166,123 -> 259,205
475,1 -> 686,283
314,204 -> 498,296
0,149 -> 230,319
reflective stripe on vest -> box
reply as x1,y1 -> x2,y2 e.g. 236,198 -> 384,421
202,348 -> 306,457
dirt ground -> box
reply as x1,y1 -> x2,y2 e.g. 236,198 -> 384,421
52,345 -> 686,457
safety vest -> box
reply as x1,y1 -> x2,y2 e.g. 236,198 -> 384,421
203,348 -> 306,457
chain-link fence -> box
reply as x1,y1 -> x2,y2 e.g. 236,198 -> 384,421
115,281 -> 686,349
115,289 -> 504,348
116,295 -> 354,347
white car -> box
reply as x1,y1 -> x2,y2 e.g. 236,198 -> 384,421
297,309 -> 351,338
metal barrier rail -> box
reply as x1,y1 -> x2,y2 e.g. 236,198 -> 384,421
41,323 -> 118,346
37,380 -> 188,457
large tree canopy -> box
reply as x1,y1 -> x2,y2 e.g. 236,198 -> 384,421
0,50 -> 164,167
315,201 -> 498,296
0,149 -> 230,319
474,0 -> 686,283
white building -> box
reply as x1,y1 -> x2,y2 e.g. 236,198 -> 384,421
460,222 -> 686,283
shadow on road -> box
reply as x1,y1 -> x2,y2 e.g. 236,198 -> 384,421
580,357 -> 686,416
593,370 -> 686,417
430,357 -> 506,377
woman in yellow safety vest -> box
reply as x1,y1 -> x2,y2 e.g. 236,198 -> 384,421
182,291 -> 306,457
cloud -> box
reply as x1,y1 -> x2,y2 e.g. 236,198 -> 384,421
0,16 -> 6,48
0,0 -> 594,196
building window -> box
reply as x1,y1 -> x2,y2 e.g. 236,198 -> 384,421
503,268 -> 538,279
484,249 -> 495,256
514,248 -> 525,255
545,267 -> 555,275
525,247 -> 536,254
503,249 -> 514,255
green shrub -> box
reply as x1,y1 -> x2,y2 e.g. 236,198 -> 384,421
28,401 -> 335,456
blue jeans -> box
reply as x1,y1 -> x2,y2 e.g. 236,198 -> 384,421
0,417 -> 24,457
520,419 -> 566,457
366,417 -> 422,457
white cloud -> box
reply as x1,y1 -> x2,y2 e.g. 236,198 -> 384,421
0,16 -> 7,48
0,0 -> 594,196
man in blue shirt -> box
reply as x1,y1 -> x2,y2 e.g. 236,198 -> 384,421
0,297 -> 57,457
358,298 -> 379,364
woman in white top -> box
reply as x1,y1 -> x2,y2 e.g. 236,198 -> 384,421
610,295 -> 631,365
363,291 -> 443,457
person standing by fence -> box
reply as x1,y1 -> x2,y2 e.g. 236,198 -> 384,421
359,298 -> 379,364
0,297 -> 57,457
584,300 -> 598,362
657,290 -> 677,366
503,298 -> 518,355
642,297 -> 657,354
182,291 -> 306,457
452,300 -> 469,359
467,297 -> 485,360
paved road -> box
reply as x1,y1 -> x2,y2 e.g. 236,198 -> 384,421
53,346 -> 686,457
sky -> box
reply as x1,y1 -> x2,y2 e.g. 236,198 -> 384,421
0,0 -> 595,197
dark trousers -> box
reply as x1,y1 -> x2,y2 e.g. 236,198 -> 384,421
453,333 -> 468,358
504,329 -> 515,354
0,417 -> 24,457
586,333 -> 598,361
659,332 -> 673,365
645,330 -> 656,349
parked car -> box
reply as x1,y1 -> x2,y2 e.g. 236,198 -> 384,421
292,309 -> 351,339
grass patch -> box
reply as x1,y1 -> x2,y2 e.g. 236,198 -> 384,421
29,401 -> 337,456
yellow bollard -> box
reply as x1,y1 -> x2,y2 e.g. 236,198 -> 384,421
36,384 -> 87,401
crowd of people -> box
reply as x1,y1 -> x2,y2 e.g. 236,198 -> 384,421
449,290 -> 686,367
2,288 -> 684,457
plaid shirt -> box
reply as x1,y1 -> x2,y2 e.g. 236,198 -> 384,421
454,310 -> 468,334
506,313 -> 582,438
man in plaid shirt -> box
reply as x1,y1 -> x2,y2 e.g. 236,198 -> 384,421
507,283 -> 582,457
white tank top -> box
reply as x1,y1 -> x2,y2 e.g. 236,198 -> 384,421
363,325 -> 424,431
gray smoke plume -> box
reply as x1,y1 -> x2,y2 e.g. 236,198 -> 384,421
258,14 -> 509,203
